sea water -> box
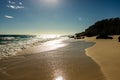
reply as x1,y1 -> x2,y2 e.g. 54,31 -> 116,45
0,35 -> 60,59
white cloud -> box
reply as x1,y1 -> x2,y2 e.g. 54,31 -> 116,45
19,2 -> 22,5
7,1 -> 24,9
16,6 -> 24,9
8,1 -> 16,4
7,5 -> 16,9
4,15 -> 14,19
7,5 -> 24,9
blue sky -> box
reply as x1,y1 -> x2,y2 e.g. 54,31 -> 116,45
0,0 -> 120,35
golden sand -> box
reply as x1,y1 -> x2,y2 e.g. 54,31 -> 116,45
85,36 -> 120,80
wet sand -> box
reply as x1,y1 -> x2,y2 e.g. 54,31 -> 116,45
85,36 -> 120,80
0,39 -> 105,80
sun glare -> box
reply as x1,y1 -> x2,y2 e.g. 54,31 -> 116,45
41,0 -> 59,6
45,0 -> 58,4
42,34 -> 60,39
55,76 -> 64,80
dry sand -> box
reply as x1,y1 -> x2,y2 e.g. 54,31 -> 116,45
85,35 -> 120,80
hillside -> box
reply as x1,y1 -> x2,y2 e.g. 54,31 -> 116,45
76,17 -> 120,37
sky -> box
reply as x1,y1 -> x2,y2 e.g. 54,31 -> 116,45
0,0 -> 120,35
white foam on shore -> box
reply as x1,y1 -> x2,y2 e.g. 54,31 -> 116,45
0,35 -> 61,59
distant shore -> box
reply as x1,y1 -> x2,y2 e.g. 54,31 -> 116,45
85,35 -> 120,80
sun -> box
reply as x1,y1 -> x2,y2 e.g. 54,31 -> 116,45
42,0 -> 59,6
45,0 -> 58,4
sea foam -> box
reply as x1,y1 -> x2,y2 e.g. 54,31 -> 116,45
0,35 -> 59,59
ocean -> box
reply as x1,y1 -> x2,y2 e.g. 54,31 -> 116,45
0,34 -> 60,59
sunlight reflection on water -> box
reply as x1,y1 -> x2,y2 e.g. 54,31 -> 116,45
30,38 -> 68,53
42,39 -> 67,51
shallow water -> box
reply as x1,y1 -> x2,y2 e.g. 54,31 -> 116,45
0,35 -> 59,59
0,39 -> 106,80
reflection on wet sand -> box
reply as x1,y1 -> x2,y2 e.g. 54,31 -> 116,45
0,39 -> 106,80
55,76 -> 64,80
42,39 -> 67,51
20,39 -> 68,54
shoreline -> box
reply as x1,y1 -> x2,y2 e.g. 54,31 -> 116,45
0,39 -> 105,80
85,35 -> 120,80
0,37 -> 59,60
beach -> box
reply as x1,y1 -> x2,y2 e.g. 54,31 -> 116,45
0,38 -> 105,80
1,0 -> 120,80
85,36 -> 120,80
